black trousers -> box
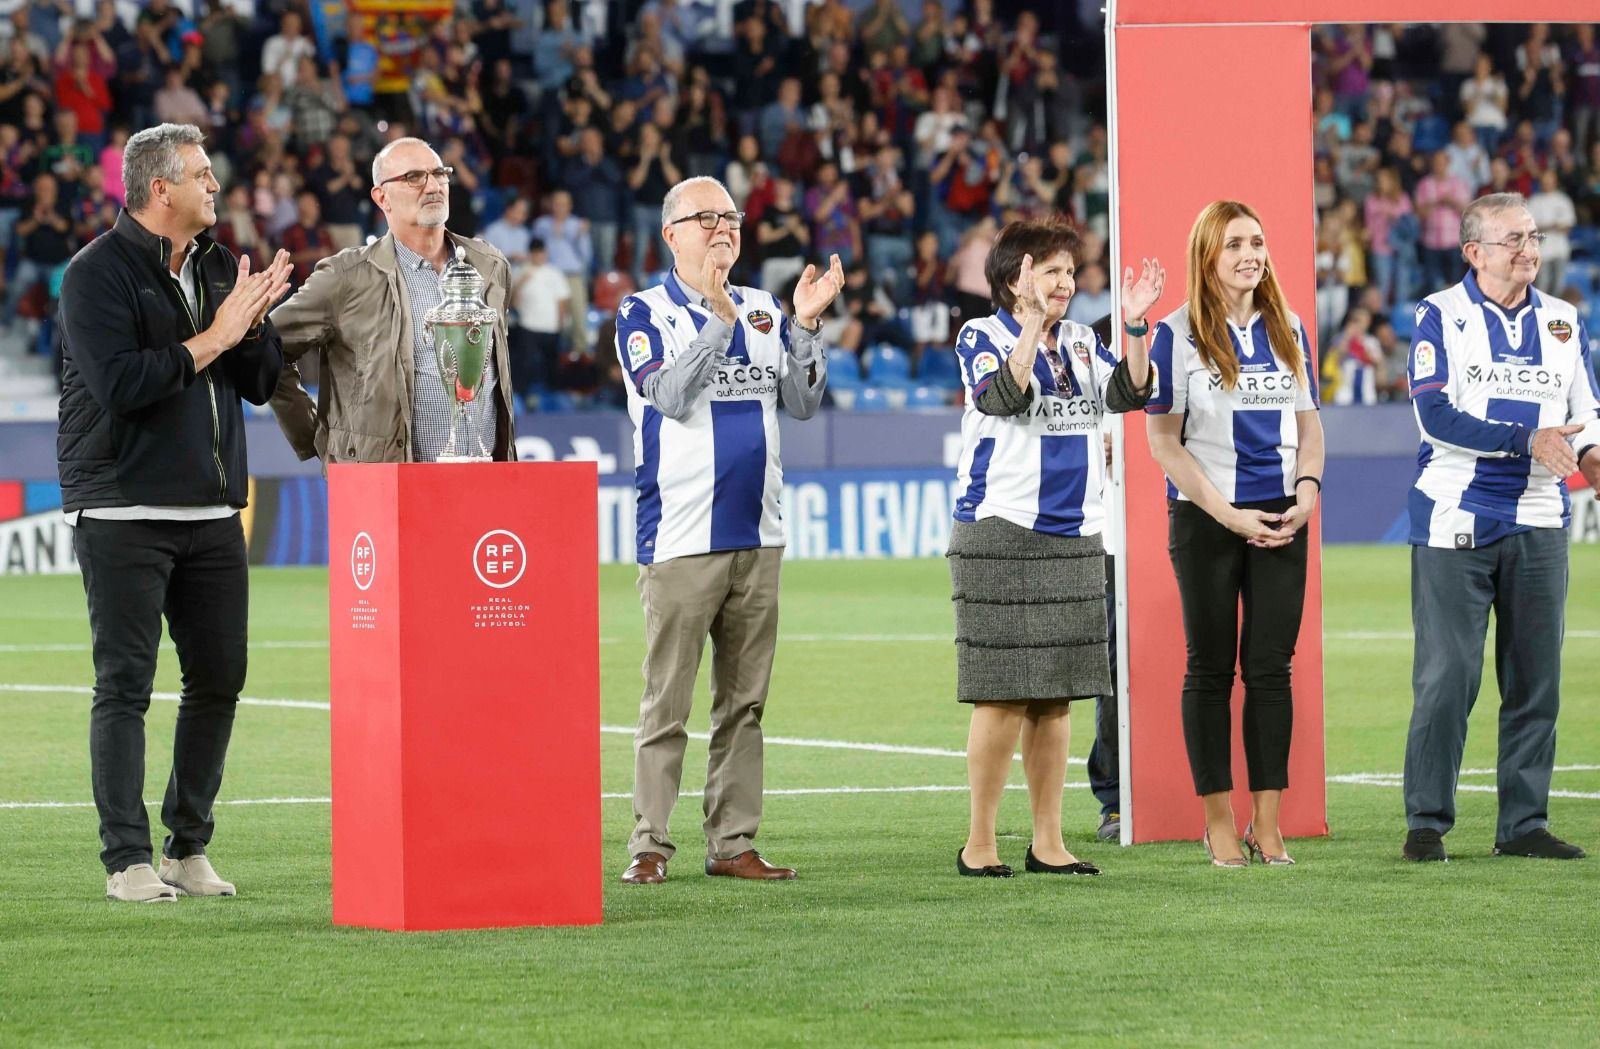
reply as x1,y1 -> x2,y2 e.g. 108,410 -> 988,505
73,516 -> 249,873
1087,555 -> 1119,814
1168,497 -> 1307,796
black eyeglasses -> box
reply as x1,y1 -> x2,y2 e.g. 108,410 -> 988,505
1473,232 -> 1547,252
668,210 -> 745,230
379,166 -> 454,189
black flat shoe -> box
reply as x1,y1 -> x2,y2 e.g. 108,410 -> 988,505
957,847 -> 1014,877
1024,847 -> 1101,876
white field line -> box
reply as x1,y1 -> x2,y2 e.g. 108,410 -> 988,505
5,686 -> 1597,805
6,631 -> 1600,654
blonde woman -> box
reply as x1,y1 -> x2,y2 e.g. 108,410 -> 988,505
1144,201 -> 1325,867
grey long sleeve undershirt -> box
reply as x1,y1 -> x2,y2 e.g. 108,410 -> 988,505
641,314 -> 829,421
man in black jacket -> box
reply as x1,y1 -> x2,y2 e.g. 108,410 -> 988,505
57,123 -> 292,903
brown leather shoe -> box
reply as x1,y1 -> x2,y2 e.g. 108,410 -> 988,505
621,852 -> 668,884
704,850 -> 797,880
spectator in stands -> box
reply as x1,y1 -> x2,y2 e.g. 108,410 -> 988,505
1331,305 -> 1384,405
1415,148 -> 1472,292
949,214 -> 996,327
564,126 -> 623,277
281,189 -> 334,288
261,11 -> 315,91
153,65 -> 206,129
723,134 -> 763,210
758,76 -> 804,161
730,12 -> 782,110
858,143 -> 914,297
1462,52 -> 1509,156
1528,168 -> 1577,293
1444,119 -> 1490,190
1514,23 -> 1564,144
306,134 -> 368,252
286,57 -> 347,155
269,137 -> 516,464
212,182 -> 265,262
1364,166 -> 1417,307
805,159 -> 860,269
70,159 -> 116,245
1570,24 -> 1600,158
756,176 -> 807,299
627,121 -> 681,285
483,195 -> 533,266
198,0 -> 246,103
1066,262 -> 1111,325
908,230 -> 949,358
533,189 -> 592,354
440,136 -> 480,238
52,24 -> 112,152
3,170 -> 72,328
509,237 -> 569,398
1334,120 -> 1380,202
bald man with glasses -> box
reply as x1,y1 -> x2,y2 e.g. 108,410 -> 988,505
615,175 -> 843,885
269,136 -> 517,464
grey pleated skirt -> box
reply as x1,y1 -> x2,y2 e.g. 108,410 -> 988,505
947,516 -> 1111,703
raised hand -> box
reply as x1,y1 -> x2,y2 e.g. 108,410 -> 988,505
700,250 -> 737,325
793,253 -> 845,329
1122,257 -> 1165,323
1530,423 -> 1584,477
1013,253 -> 1048,324
250,249 -> 293,328
206,253 -> 279,350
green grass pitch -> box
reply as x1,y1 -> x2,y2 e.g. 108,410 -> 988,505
2,546 -> 1597,1047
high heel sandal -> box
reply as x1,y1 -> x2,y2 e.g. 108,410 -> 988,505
957,847 -> 1014,878
1203,826 -> 1248,868
1243,822 -> 1296,865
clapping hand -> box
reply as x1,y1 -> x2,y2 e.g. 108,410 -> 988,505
249,249 -> 293,327
700,250 -> 737,326
1530,423 -> 1583,477
793,253 -> 845,330
1013,253 -> 1049,324
1122,257 -> 1165,325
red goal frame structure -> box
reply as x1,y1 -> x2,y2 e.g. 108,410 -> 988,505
1107,2 -> 1591,843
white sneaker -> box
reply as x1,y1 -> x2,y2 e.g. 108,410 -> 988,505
157,855 -> 236,896
106,863 -> 179,903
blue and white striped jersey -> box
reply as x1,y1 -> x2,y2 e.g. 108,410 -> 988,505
951,309 -> 1121,537
617,271 -> 794,565
1145,305 -> 1319,503
1406,271 -> 1600,549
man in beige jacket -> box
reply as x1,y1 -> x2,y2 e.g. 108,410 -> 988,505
270,137 -> 517,463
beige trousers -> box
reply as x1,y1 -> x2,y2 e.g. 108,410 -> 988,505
628,547 -> 782,861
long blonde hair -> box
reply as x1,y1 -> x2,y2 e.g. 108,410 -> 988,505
1186,200 -> 1306,390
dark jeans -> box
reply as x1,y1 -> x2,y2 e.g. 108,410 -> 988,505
1168,497 -> 1307,796
74,515 -> 249,873
1404,529 -> 1567,842
510,327 -> 563,396
1087,554 -> 1119,814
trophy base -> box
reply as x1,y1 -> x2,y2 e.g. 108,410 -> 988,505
432,454 -> 493,463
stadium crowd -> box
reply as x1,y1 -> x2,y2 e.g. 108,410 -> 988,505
1,6 -> 1596,411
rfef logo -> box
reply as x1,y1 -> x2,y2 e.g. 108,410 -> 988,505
473,529 -> 527,588
351,531 -> 376,591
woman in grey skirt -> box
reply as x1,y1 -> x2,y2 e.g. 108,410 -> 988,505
949,219 -> 1163,877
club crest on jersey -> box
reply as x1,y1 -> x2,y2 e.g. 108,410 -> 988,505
1071,340 -> 1090,364
1547,319 -> 1572,343
1412,340 -> 1436,379
972,351 -> 999,379
626,330 -> 652,369
746,309 -> 774,334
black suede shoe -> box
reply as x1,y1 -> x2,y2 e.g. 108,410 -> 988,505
1024,847 -> 1101,876
956,848 -> 1013,877
1402,828 -> 1448,862
1493,828 -> 1587,859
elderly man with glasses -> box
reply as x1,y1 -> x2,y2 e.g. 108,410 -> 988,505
269,137 -> 517,463
1401,192 -> 1600,864
615,175 -> 843,885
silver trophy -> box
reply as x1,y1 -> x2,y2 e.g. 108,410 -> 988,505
422,246 -> 497,462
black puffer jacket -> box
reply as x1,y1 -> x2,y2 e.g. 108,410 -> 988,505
58,211 -> 283,512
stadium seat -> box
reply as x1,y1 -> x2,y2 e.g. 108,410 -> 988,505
916,347 -> 962,388
852,386 -> 893,411
1412,115 -> 1449,153
828,349 -> 863,387
1389,300 -> 1416,341
862,344 -> 913,386
906,385 -> 952,408
591,271 -> 635,312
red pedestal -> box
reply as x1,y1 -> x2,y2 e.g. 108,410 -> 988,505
327,462 -> 601,930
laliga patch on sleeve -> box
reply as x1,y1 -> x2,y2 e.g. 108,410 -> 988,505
1412,340 -> 1436,379
626,330 -> 652,370
972,351 -> 999,379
